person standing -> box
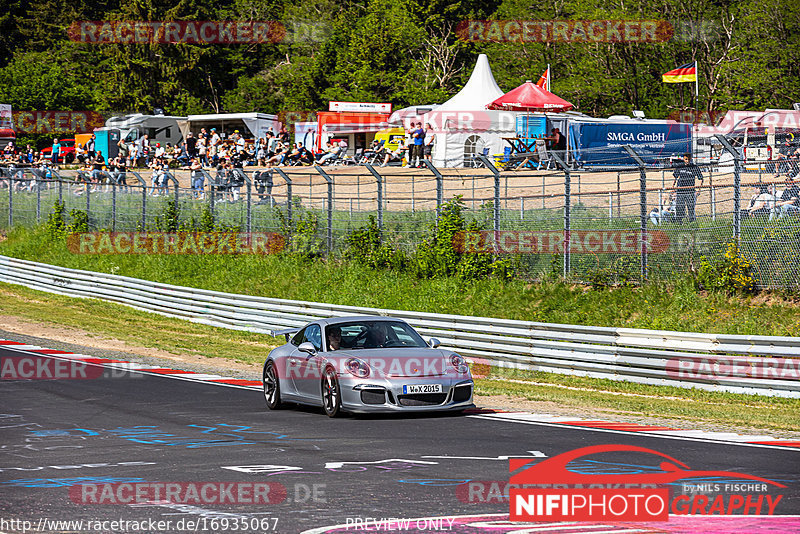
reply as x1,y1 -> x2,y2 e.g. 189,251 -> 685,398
86,134 -> 96,160
672,153 -> 703,223
424,123 -> 435,163
410,122 -> 425,167
50,139 -> 60,164
185,132 -> 197,159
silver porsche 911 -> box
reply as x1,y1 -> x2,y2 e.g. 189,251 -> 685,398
262,316 -> 474,417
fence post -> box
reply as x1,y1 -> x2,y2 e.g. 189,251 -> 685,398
411,173 -> 415,212
111,178 -> 117,232
711,187 -> 716,221
86,182 -> 90,224
477,155 -> 500,233
716,135 -> 742,242
231,169 -> 252,233
164,171 -> 179,210
36,174 -> 41,223
551,152 -> 570,276
246,174 -> 252,234
58,177 -> 63,203
422,160 -> 443,219
314,166 -> 334,253
608,192 -> 612,221
623,146 -> 648,282
128,171 -> 146,229
273,168 -> 293,231
363,163 -> 383,229
8,172 -> 12,227
542,174 -> 545,209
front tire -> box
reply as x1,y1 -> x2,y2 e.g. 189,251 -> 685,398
263,361 -> 282,410
321,367 -> 342,417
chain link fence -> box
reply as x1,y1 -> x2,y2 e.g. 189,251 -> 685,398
2,143 -> 798,289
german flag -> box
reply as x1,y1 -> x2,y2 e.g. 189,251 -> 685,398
662,62 -> 697,83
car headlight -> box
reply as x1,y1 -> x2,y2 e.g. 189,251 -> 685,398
450,354 -> 469,374
345,357 -> 370,378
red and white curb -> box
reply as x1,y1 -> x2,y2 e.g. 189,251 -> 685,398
0,339 -> 262,389
2,338 -> 799,450
465,409 -> 800,451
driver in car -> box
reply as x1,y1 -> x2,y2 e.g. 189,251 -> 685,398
327,326 -> 341,351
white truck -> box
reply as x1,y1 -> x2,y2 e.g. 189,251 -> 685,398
185,113 -> 281,140
98,113 -> 187,146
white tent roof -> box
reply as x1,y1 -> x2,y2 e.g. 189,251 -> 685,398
435,54 -> 504,112
388,104 -> 440,126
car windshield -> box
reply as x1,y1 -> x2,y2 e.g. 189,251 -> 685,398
331,320 -> 427,350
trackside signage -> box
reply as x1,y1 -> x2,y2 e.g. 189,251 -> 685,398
508,445 -> 786,522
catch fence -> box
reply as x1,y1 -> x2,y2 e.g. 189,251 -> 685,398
1,143 -> 798,289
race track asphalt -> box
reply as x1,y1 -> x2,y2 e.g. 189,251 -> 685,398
0,342 -> 798,534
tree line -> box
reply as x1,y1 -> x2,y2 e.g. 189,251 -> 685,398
1,0 -> 797,143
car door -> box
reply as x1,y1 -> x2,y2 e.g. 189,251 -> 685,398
294,324 -> 324,399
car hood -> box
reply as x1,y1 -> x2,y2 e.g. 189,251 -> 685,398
328,348 -> 459,378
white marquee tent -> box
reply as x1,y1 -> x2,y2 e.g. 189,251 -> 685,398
423,54 -> 520,167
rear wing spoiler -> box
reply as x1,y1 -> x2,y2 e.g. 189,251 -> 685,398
271,327 -> 301,342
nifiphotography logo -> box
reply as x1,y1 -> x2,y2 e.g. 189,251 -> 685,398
509,445 -> 786,522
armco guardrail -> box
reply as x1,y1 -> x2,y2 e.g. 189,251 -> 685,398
0,254 -> 798,398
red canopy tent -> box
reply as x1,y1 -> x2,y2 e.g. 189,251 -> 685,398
487,80 -> 573,112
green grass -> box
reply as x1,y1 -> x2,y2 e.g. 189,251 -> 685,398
0,282 -> 280,365
474,370 -> 800,432
2,224 -> 800,336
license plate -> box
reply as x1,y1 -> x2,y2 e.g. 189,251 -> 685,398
403,384 -> 442,394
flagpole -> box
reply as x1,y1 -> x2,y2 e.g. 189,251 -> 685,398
694,61 -> 699,114
547,64 -> 551,92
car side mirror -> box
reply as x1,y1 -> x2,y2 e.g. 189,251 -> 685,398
298,342 -> 317,355
428,338 -> 441,348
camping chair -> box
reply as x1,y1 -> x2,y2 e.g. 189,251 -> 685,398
324,146 -> 349,166
333,147 -> 363,166
535,139 -> 555,170
365,140 -> 386,165
494,147 -> 512,169
344,148 -> 364,166
469,147 -> 490,168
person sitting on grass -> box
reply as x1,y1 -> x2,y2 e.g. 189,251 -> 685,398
774,174 -> 800,219
742,183 -> 777,218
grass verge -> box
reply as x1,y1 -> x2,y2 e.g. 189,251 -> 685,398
3,225 -> 800,336
1,281 -> 798,433
0,282 -> 281,366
